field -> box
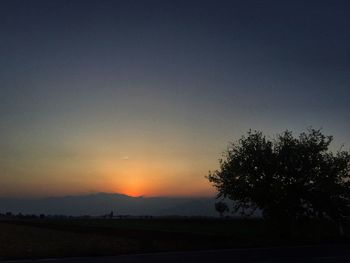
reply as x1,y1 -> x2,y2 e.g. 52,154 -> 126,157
0,218 -> 349,260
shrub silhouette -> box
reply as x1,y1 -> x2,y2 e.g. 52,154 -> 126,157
215,201 -> 229,217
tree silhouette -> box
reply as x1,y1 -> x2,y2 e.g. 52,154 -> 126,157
208,129 -> 350,231
215,201 -> 229,217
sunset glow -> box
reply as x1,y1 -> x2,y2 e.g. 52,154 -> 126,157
0,0 -> 349,199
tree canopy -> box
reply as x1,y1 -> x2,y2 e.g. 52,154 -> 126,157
208,129 -> 350,222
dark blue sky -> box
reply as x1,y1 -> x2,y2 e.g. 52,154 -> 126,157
0,0 -> 349,197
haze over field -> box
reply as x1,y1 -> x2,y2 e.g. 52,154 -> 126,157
0,0 -> 349,199
0,193 -> 220,217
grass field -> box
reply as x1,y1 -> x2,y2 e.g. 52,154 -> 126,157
0,218 -> 349,260
0,222 -> 137,259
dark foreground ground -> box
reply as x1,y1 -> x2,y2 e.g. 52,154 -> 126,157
0,218 -> 349,260
2,245 -> 350,263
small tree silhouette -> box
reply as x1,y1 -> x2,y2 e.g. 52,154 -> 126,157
109,211 -> 114,218
215,201 -> 229,217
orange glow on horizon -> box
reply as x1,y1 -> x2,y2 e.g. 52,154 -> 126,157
96,158 -> 215,198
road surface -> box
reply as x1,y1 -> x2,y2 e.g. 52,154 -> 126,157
2,244 -> 350,263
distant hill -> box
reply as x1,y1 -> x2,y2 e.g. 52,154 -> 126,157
0,193 -> 221,217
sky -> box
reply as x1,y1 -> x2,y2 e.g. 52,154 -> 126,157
0,0 -> 349,198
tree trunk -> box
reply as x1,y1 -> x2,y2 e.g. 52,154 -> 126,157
338,221 -> 344,237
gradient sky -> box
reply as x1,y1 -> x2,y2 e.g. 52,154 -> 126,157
0,0 -> 349,198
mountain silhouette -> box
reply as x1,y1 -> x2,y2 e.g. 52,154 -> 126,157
0,193 -> 220,217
